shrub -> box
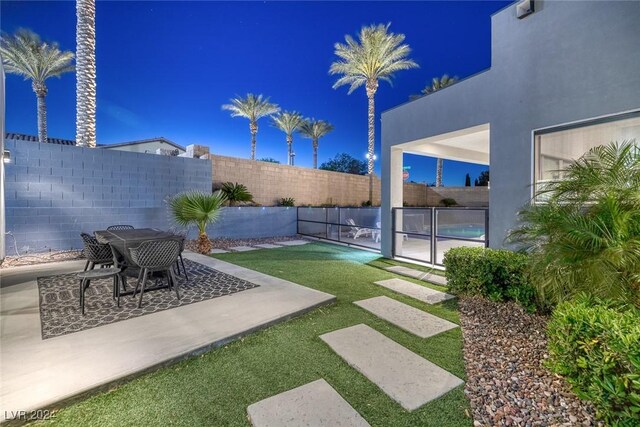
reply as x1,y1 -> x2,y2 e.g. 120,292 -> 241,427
509,141 -> 640,307
547,295 -> 640,424
218,182 -> 253,206
440,197 -> 457,207
443,247 -> 537,311
278,197 -> 295,207
169,190 -> 227,254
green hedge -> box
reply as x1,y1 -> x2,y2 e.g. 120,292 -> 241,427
443,247 -> 536,311
547,295 -> 640,425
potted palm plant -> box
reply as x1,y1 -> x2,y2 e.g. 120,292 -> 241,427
169,191 -> 227,254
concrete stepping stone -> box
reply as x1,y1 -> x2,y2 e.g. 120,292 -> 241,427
229,246 -> 258,252
247,379 -> 370,427
253,243 -> 283,249
385,266 -> 447,286
374,278 -> 454,305
320,324 -> 463,411
277,240 -> 309,246
354,296 -> 458,338
209,248 -> 228,254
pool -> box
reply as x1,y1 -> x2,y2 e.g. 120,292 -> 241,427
437,224 -> 485,239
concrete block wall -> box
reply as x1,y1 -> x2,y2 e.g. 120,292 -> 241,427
206,207 -> 297,239
211,154 -> 488,207
3,139 -> 211,253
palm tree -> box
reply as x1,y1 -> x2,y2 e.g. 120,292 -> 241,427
222,94 -> 280,160
272,111 -> 304,165
169,190 -> 227,254
0,30 -> 74,144
330,23 -> 417,202
76,0 -> 97,147
509,141 -> 640,308
299,119 -> 334,169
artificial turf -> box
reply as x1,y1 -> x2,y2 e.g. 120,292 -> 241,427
42,242 -> 470,427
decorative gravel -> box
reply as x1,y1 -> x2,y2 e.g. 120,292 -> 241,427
459,297 -> 601,426
186,236 -> 304,252
0,250 -> 84,269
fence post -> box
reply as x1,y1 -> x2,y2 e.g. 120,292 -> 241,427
430,208 -> 437,265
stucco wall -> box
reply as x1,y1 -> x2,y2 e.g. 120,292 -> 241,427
381,0 -> 640,256
211,154 -> 487,207
3,139 -> 211,253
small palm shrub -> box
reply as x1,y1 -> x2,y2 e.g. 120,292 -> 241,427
169,191 -> 227,254
278,197 -> 295,207
509,141 -> 640,307
546,294 -> 640,424
443,247 -> 537,311
440,198 -> 457,207
219,182 -> 253,206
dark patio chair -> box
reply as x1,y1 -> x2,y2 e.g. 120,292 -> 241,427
81,233 -> 113,271
77,267 -> 122,315
106,225 -> 135,231
129,239 -> 181,308
169,227 -> 189,281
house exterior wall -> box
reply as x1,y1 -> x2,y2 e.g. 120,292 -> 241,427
380,0 -> 640,257
100,140 -> 185,154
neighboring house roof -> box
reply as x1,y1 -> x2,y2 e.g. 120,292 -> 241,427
5,132 -> 76,146
4,133 -> 186,152
99,137 -> 186,152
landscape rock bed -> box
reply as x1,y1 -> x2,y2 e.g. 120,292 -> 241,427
459,297 -> 601,426
186,236 -> 303,252
0,250 -> 84,268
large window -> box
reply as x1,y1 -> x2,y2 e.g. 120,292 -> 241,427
534,112 -> 640,191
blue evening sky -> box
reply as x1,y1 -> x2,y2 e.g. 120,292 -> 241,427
2,1 -> 509,186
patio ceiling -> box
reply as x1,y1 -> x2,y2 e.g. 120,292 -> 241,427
396,123 -> 490,165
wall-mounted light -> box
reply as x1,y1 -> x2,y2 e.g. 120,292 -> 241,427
517,0 -> 535,19
2,150 -> 10,164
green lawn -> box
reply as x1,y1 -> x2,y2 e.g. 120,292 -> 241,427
43,243 -> 469,427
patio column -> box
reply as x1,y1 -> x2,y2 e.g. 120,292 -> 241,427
381,146 -> 403,258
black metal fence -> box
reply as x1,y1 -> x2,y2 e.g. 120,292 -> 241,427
297,207 -> 381,251
296,206 -> 489,266
392,207 -> 489,266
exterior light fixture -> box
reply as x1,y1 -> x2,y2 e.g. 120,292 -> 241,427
365,153 -> 377,161
516,0 -> 534,19
2,150 -> 10,164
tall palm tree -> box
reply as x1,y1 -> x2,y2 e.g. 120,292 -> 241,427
272,111 -> 304,165
330,23 -> 417,202
222,94 -> 280,160
76,0 -> 97,147
409,74 -> 458,186
299,119 -> 334,169
0,30 -> 74,144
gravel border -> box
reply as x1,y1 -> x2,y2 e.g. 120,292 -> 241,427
459,297 -> 601,426
185,236 -> 304,252
0,250 -> 84,269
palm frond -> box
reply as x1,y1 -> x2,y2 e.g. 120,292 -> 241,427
271,111 -> 304,135
169,191 -> 227,235
222,93 -> 280,122
298,118 -> 334,140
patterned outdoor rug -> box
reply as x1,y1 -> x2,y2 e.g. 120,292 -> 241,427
37,259 -> 259,339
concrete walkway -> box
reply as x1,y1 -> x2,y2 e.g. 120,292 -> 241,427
0,252 -> 335,421
374,278 -> 454,305
384,266 -> 448,286
247,379 -> 370,427
354,296 -> 458,338
320,324 -> 463,411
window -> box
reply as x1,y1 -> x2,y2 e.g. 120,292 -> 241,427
534,112 -> 640,193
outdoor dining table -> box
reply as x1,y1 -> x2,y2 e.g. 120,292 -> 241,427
94,228 -> 182,295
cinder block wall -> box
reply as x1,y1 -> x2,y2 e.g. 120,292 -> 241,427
3,139 -> 211,253
211,154 -> 488,207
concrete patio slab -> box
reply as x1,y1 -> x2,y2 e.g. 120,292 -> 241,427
229,246 -> 258,252
0,252 -> 335,421
209,248 -> 229,254
277,240 -> 309,246
374,278 -> 454,305
253,244 -> 283,249
320,324 -> 463,411
385,266 -> 448,286
354,296 -> 458,338
247,379 -> 370,427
